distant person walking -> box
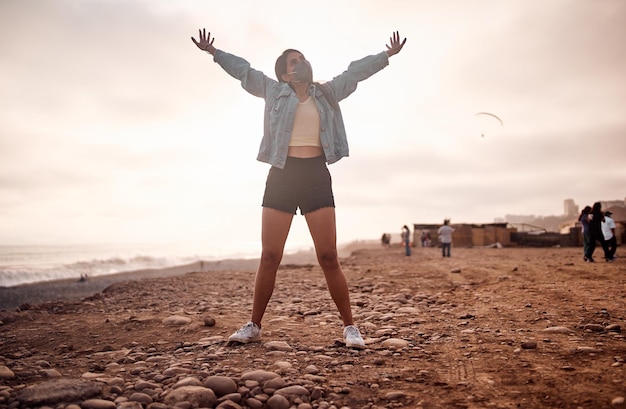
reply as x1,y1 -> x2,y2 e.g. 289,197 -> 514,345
588,202 -> 612,262
401,225 -> 411,256
191,28 -> 406,348
438,219 -> 455,257
579,205 -> 592,262
602,211 -> 617,261
381,233 -> 391,247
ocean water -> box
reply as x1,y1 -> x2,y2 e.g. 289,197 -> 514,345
0,241 -> 274,288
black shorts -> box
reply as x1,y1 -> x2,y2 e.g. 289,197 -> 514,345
262,156 -> 335,215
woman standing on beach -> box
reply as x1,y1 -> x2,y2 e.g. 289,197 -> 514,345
401,225 -> 411,256
579,205 -> 592,262
191,29 -> 406,348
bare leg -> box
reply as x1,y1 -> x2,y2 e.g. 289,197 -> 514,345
250,207 -> 294,326
305,207 -> 354,326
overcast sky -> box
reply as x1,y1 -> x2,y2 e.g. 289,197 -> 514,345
1,0 -> 625,251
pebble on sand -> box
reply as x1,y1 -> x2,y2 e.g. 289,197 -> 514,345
203,315 -> 217,326
384,391 -> 407,400
381,338 -> 410,350
521,341 -> 538,349
274,385 -> 310,398
161,315 -> 192,326
0,366 -> 15,380
203,376 -> 238,396
81,398 -> 117,409
241,370 -> 280,384
164,385 -> 216,408
16,378 -> 101,406
264,341 -> 293,352
267,394 -> 290,409
541,326 -> 573,334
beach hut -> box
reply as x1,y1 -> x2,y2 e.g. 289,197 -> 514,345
412,223 -> 515,248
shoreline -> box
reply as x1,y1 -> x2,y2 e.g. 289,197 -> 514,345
0,240 -> 384,310
0,248 -> 327,311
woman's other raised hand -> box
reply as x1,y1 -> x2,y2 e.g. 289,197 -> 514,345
385,31 -> 406,57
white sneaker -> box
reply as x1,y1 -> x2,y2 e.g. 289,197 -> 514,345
343,325 -> 365,349
228,321 -> 262,343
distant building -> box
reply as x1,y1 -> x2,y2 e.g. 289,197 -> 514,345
503,214 -> 537,224
413,223 -> 515,247
500,214 -> 568,232
563,198 -> 578,217
497,198 -> 623,233
601,199 -> 626,209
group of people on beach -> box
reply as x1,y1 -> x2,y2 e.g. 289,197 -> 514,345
578,202 -> 617,263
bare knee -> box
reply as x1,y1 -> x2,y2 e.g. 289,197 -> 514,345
260,250 -> 283,269
317,249 -> 340,271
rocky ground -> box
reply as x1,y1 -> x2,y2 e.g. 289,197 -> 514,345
0,246 -> 625,409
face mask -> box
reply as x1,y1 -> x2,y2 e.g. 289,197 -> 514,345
288,60 -> 312,83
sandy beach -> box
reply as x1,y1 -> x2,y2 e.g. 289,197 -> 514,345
0,245 -> 624,408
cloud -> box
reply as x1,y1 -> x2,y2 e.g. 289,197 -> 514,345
1,0 -> 624,247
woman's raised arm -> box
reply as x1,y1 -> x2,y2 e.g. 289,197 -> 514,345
191,28 -> 217,55
385,31 -> 407,57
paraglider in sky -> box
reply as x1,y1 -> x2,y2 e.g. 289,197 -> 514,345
475,112 -> 503,137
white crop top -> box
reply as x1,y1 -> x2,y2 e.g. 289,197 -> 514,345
289,96 -> 322,147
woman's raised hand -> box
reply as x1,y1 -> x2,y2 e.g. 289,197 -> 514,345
191,28 -> 216,55
385,31 -> 407,57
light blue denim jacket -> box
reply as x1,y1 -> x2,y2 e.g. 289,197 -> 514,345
213,49 -> 390,169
